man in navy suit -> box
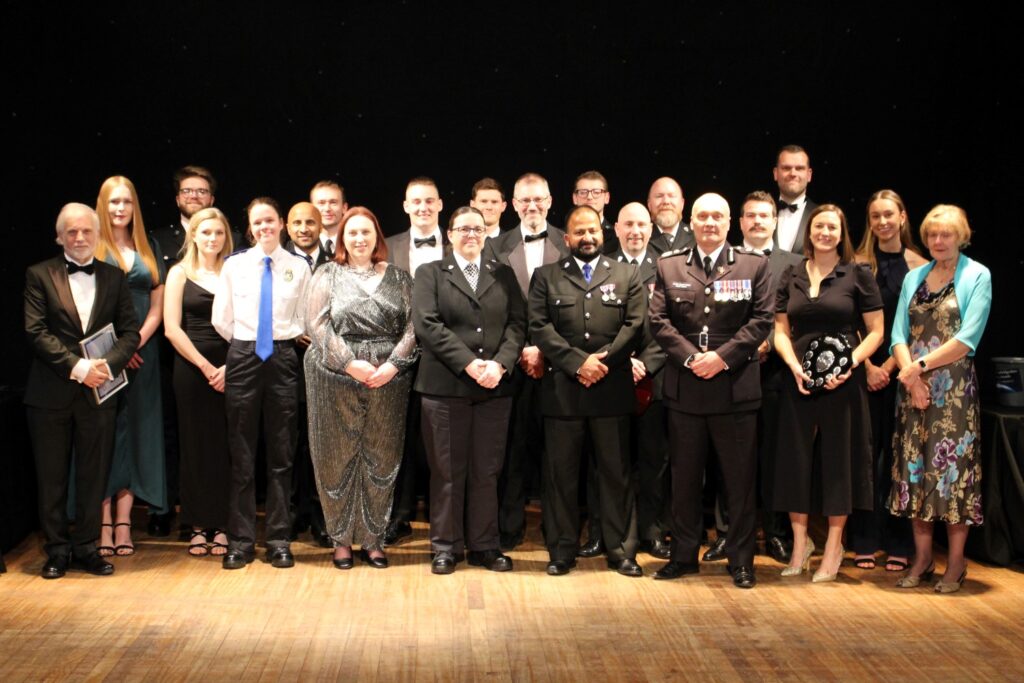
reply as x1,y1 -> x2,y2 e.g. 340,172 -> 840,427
24,203 -> 140,579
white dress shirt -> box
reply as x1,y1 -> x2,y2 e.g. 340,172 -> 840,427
776,193 -> 808,252
408,227 -> 444,278
696,243 -> 726,271
66,256 -> 97,382
521,224 -> 548,280
212,245 -> 310,342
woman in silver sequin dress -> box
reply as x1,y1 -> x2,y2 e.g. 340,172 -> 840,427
304,207 -> 419,570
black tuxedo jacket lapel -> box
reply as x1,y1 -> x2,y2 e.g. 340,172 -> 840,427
47,258 -> 84,334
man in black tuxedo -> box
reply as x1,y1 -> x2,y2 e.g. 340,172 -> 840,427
487,172 -> 569,550
285,202 -> 332,547
24,203 -> 140,579
310,180 -> 348,256
529,206 -> 646,577
648,193 -> 774,589
772,145 -> 818,253
469,177 -> 508,240
647,177 -> 695,255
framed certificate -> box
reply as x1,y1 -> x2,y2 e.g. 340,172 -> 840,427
80,322 -> 129,405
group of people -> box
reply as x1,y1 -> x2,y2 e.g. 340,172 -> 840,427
23,145 -> 992,593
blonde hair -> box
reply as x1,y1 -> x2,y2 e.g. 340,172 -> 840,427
920,204 -> 972,248
180,208 -> 234,279
855,189 -> 923,274
95,176 -> 159,285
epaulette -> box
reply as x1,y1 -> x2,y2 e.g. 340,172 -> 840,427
224,248 -> 248,260
658,247 -> 691,260
738,246 -> 765,257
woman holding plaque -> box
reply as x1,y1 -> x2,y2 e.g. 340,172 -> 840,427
772,204 -> 884,582
94,176 -> 167,557
304,207 -> 419,570
887,205 -> 991,594
163,208 -> 233,556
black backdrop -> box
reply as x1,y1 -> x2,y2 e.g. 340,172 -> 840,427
3,2 -> 1018,390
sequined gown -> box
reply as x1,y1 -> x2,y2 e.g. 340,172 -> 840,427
304,263 -> 419,549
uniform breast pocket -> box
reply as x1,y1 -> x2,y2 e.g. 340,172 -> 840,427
549,294 -> 576,326
666,288 -> 695,311
601,297 -> 626,324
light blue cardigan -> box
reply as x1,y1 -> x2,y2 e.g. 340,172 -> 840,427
890,252 -> 992,355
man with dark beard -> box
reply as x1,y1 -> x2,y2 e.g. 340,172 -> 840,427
528,206 -> 646,577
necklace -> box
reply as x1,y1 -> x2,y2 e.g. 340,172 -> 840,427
344,264 -> 378,280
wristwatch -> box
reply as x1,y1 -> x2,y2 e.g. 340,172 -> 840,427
918,358 -> 928,371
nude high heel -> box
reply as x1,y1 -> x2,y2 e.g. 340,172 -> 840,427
781,539 -> 815,577
812,545 -> 845,583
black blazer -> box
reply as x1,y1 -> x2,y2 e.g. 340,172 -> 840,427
611,249 -> 667,398
24,256 -> 141,409
286,242 -> 332,272
385,229 -> 451,275
648,222 -> 695,255
412,254 -> 526,399
528,256 -> 645,417
774,198 -> 819,254
152,220 -> 246,268
485,222 -> 569,298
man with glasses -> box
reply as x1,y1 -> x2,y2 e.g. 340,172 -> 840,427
570,170 -> 618,253
647,176 -> 695,255
487,173 -> 568,550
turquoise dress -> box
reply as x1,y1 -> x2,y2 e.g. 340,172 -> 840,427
104,240 -> 168,511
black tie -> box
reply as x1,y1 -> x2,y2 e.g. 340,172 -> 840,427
703,255 -> 713,276
66,260 -> 95,275
779,200 -> 800,213
523,231 -> 547,243
414,235 -> 437,248
630,258 -> 639,266
324,238 -> 333,254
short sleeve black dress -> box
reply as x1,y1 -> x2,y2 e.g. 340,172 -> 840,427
773,260 -> 883,516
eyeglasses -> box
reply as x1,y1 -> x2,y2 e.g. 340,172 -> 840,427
573,189 -> 607,199
514,196 -> 550,207
179,188 -> 211,197
451,226 -> 486,235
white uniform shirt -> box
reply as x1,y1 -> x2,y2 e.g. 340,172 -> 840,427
212,245 -> 310,342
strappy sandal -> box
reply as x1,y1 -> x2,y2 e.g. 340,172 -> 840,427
113,522 -> 135,556
854,555 -> 876,570
188,529 -> 209,556
884,557 -> 909,572
208,529 -> 229,556
98,523 -> 115,557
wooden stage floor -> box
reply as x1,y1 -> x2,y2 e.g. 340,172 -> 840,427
2,507 -> 1023,682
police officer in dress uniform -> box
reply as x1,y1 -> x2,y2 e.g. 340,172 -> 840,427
529,206 -> 646,577
648,193 -> 773,588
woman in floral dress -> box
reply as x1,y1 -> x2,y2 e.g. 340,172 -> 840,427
888,205 -> 992,593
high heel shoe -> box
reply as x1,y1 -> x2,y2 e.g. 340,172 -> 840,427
812,545 -> 844,583
934,567 -> 967,594
894,562 -> 935,589
780,539 -> 815,577
98,523 -> 115,557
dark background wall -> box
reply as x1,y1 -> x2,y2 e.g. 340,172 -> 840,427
3,2 -> 1018,391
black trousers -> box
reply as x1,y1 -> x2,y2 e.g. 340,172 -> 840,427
498,372 -> 544,537
668,410 -> 758,567
543,415 -> 637,563
421,394 -> 512,554
27,394 -> 116,559
291,393 -> 326,537
391,389 -> 428,525
225,340 -> 298,553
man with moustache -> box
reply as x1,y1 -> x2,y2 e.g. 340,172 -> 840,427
649,193 -> 773,588
383,177 -> 448,546
647,177 -> 695,255
24,203 -> 140,578
469,177 -> 508,240
284,202 -> 331,547
570,170 -> 618,253
529,206 -> 646,577
487,172 -> 569,550
310,181 -> 348,256
773,145 -> 818,253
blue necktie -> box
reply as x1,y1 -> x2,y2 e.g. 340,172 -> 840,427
256,256 -> 274,361
582,262 -> 592,283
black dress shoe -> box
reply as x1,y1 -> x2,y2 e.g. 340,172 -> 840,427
546,559 -> 576,576
765,536 -> 792,564
728,564 -> 757,589
608,558 -> 643,577
147,513 -> 171,538
639,538 -> 672,560
499,529 -> 524,551
312,529 -> 333,548
577,537 -> 605,558
70,552 -> 114,576
359,548 -> 389,569
467,549 -> 513,572
654,561 -> 700,580
382,520 -> 412,547
267,547 -> 295,569
41,555 -> 69,579
222,550 -> 255,570
332,555 -> 354,570
431,551 -> 457,575
702,535 -> 728,562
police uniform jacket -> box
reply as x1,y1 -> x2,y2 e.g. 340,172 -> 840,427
649,246 -> 773,415
612,249 -> 666,399
412,253 -> 526,399
528,256 -> 645,417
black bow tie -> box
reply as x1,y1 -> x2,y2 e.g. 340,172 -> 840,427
779,200 -> 800,213
66,260 -> 95,275
414,235 -> 437,248
523,231 -> 547,243
761,248 -> 772,256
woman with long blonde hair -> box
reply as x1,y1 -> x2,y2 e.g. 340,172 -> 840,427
94,175 -> 167,557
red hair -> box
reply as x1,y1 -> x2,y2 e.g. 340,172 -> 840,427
334,206 -> 389,265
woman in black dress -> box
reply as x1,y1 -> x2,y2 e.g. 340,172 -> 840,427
773,204 -> 884,582
163,208 -> 234,556
847,190 -> 928,572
